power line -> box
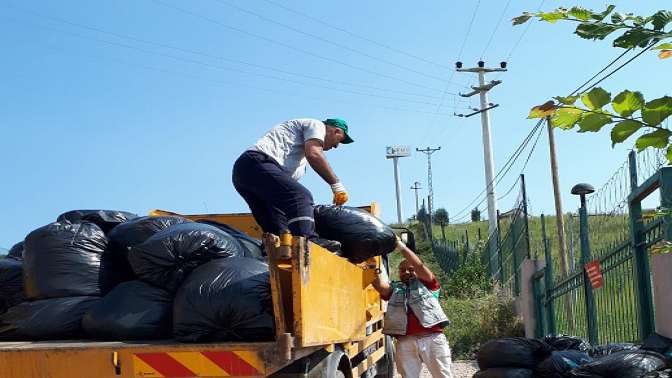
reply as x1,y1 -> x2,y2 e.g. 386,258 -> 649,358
212,0 -> 458,83
150,0 -> 448,93
4,4 -> 445,99
457,0 -> 481,61
503,0 -> 547,62
259,0 -> 454,71
568,48 -> 633,96
480,0 -> 513,59
496,121 -> 544,202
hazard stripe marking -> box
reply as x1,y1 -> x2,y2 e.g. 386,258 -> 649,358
168,352 -> 229,377
202,351 -> 260,376
136,353 -> 196,378
233,351 -> 265,373
133,356 -> 164,378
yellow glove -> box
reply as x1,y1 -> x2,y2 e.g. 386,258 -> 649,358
331,182 -> 349,206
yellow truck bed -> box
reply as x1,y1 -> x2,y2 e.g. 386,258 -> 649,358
0,206 -> 391,378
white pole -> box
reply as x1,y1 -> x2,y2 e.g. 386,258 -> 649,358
393,157 -> 403,224
478,70 -> 498,241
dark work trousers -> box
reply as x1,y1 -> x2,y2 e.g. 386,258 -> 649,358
232,150 -> 317,238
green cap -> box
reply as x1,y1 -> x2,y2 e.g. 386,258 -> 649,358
324,118 -> 354,144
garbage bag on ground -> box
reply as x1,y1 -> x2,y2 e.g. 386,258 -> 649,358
173,257 -> 275,342
544,335 -> 591,352
536,350 -> 593,378
57,210 -> 138,233
82,280 -> 172,340
588,343 -> 639,358
474,368 -> 535,378
641,333 -> 672,356
313,205 -> 397,263
7,241 -> 23,260
569,350 -> 668,378
0,296 -> 99,340
108,216 -> 191,251
477,337 -> 553,369
643,369 -> 672,378
0,259 -> 24,314
197,220 -> 264,260
24,222 -> 108,299
128,223 -> 244,292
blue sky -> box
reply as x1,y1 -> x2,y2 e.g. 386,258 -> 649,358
0,0 -> 668,248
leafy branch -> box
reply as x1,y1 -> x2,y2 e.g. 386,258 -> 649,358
528,88 -> 672,160
513,6 -> 672,59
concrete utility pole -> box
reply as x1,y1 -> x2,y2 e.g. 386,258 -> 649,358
456,60 -> 506,243
411,181 -> 422,217
416,147 -> 441,219
386,146 -> 411,225
546,116 -> 569,277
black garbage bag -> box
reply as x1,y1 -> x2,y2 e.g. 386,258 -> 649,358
173,257 -> 275,342
58,210 -> 138,233
82,280 -> 172,340
588,343 -> 639,358
105,216 -> 193,285
313,205 -> 397,263
0,296 -> 99,340
24,222 -> 108,299
7,241 -> 24,260
569,350 -> 668,378
477,337 -> 553,369
128,223 -> 244,292
643,369 -> 672,378
0,259 -> 24,314
641,333 -> 672,355
544,335 -> 591,352
108,216 -> 191,251
474,368 -> 535,378
197,220 -> 264,259
536,351 -> 593,378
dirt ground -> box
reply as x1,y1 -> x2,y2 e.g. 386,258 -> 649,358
394,360 -> 478,377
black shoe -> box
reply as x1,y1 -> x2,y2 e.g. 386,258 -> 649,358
310,237 -> 342,254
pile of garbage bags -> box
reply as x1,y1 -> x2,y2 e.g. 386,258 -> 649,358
0,210 -> 273,342
475,334 -> 672,377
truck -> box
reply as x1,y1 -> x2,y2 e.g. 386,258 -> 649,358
0,204 -> 407,378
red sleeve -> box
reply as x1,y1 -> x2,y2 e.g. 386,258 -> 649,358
381,291 -> 391,301
419,277 -> 440,291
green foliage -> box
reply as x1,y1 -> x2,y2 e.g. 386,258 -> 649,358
433,208 -> 449,226
442,288 -> 525,359
471,207 -> 481,222
513,5 -> 671,53
444,256 -> 493,299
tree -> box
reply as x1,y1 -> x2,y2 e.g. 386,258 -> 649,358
471,207 -> 481,222
513,6 -> 672,161
434,208 -> 449,241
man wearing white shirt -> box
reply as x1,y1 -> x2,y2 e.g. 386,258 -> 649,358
232,118 -> 353,251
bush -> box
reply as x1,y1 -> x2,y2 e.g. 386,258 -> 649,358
444,255 -> 493,299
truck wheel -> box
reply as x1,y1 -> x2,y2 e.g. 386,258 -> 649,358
375,336 -> 396,378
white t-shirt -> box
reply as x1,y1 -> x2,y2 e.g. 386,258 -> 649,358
249,119 -> 326,180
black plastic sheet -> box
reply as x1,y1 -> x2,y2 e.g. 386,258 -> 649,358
173,257 -> 275,342
569,350 -> 668,378
643,369 -> 672,378
7,241 -> 23,260
314,205 -> 397,262
197,220 -> 264,260
57,210 -> 138,233
536,350 -> 593,378
641,333 -> 672,355
477,337 -> 553,369
128,223 -> 243,292
588,343 -> 639,358
0,296 -> 99,340
0,259 -> 24,314
108,216 -> 191,251
82,280 -> 172,340
474,368 -> 535,378
544,335 -> 591,353
24,222 -> 107,299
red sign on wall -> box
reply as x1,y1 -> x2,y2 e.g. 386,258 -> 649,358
585,260 -> 603,289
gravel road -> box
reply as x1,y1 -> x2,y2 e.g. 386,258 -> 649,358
394,360 -> 478,377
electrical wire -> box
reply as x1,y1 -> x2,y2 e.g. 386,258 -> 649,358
211,0 -> 457,84
503,0 -> 547,62
150,0 -> 446,92
457,0 -> 481,61
4,3 -> 445,99
480,0 -> 513,59
259,0 -> 454,71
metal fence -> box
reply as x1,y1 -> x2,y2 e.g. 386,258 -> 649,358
533,150 -> 666,344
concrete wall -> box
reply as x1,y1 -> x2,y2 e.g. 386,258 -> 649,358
652,253 -> 672,339
514,258 -> 545,338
